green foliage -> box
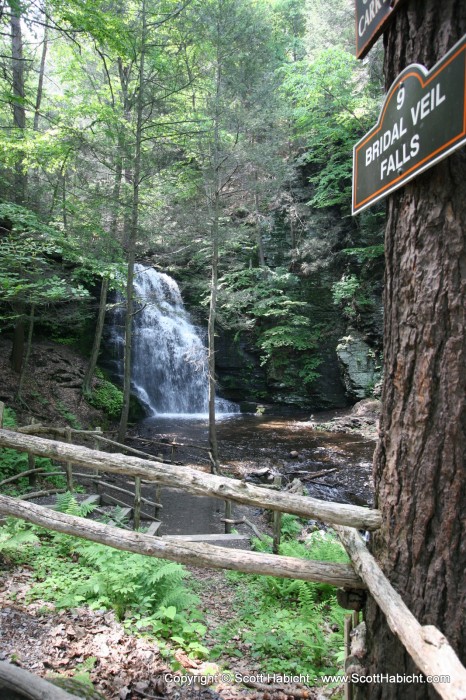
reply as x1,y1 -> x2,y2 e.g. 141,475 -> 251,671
213,529 -> 347,677
0,519 -> 39,557
0,203 -> 90,309
332,273 -> 373,320
281,46 -> 382,210
280,513 -> 303,540
217,267 -> 322,390
87,379 -> 123,419
0,407 -> 65,491
343,244 -> 384,262
2,407 -> 18,429
55,401 -> 82,430
0,495 -> 205,656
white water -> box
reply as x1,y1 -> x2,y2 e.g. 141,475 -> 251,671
110,264 -> 238,417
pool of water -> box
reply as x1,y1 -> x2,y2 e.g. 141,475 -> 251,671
128,412 -> 376,536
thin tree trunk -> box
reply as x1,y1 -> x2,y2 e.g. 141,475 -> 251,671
16,304 -> 34,401
118,0 -> 147,442
10,304 -> 25,373
359,3 -> 466,698
10,2 -> 27,204
208,192 -> 219,472
9,3 -> 27,371
34,25 -> 48,132
118,258 -> 135,443
254,170 -> 266,267
82,277 -> 109,396
82,150 -> 122,397
207,21 -> 223,474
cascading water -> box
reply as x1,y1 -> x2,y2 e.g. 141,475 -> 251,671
109,264 -> 238,416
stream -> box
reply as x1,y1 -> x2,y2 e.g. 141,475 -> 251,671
126,411 -> 375,537
108,267 -> 375,538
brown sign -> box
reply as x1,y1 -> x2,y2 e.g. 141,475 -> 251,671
355,0 -> 404,59
352,35 -> 466,215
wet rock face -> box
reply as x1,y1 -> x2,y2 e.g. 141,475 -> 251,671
336,331 -> 382,400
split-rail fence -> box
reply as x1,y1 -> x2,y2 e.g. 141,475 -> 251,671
0,413 -> 464,700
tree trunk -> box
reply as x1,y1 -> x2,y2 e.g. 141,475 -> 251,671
82,147 -> 121,398
118,0 -> 147,442
82,277 -> 109,396
118,257 -> 135,443
34,24 -> 48,132
10,303 -> 25,373
16,303 -> 34,401
208,196 -> 219,472
360,3 -> 466,698
10,2 -> 27,204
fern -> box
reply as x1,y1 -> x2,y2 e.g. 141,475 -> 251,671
0,525 -> 39,555
55,492 -> 96,518
216,527 -> 349,676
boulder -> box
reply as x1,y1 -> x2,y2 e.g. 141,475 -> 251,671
336,331 -> 381,400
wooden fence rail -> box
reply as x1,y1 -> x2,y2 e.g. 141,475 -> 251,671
1,416 -> 465,697
0,494 -> 364,588
0,428 -> 382,530
335,526 -> 466,700
0,660 -> 81,700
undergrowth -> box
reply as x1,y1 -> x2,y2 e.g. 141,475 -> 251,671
0,493 -> 208,660
0,407 -> 66,492
211,519 -> 348,679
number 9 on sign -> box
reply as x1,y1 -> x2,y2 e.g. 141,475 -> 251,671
397,84 -> 405,110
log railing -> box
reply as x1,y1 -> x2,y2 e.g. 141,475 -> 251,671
0,428 -> 381,530
0,493 -> 363,589
335,526 -> 466,700
1,420 -> 465,698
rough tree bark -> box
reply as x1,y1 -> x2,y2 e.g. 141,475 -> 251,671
359,3 -> 466,699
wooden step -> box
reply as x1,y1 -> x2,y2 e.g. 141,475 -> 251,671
162,533 -> 249,542
146,521 -> 162,536
112,506 -> 132,519
81,494 -> 101,507
100,493 -> 133,514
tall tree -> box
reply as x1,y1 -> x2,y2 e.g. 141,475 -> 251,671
183,0 -> 282,467
9,0 -> 27,205
360,3 -> 466,698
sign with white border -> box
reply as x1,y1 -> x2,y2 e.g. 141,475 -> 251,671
355,0 -> 404,60
352,34 -> 466,215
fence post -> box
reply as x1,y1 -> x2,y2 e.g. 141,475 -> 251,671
27,452 -> 37,488
272,475 -> 282,554
224,500 -> 232,534
92,427 -> 102,493
344,614 -> 353,700
65,427 -> 73,492
154,484 -> 162,520
134,477 -> 141,530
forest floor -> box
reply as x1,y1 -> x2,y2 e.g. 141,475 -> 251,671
0,339 -> 378,700
0,561 -> 324,700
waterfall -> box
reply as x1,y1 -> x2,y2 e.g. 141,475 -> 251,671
110,264 -> 238,417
